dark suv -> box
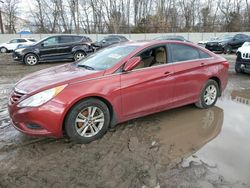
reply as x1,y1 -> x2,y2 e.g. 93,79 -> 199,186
205,34 -> 250,54
13,35 -> 94,65
92,35 -> 129,49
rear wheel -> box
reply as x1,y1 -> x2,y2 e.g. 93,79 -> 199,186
65,98 -> 110,143
24,54 -> 38,65
0,47 -> 7,53
195,80 -> 219,109
74,51 -> 86,61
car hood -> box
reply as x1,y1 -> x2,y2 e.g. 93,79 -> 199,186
0,42 -> 7,46
238,45 -> 250,53
15,64 -> 103,94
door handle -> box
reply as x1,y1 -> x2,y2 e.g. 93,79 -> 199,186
200,62 -> 205,66
164,71 -> 173,76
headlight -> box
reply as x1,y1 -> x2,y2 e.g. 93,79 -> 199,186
17,84 -> 67,107
15,48 -> 25,53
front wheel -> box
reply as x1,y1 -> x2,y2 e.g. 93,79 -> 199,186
235,63 -> 242,73
24,54 -> 39,65
195,80 -> 219,109
64,98 -> 110,143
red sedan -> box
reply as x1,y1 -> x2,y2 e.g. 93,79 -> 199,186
8,41 -> 229,143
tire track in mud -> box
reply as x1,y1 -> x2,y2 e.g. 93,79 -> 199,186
0,84 -> 13,129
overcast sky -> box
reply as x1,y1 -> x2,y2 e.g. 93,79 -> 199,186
19,0 -> 33,19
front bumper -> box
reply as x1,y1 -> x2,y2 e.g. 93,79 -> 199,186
8,99 -> 66,137
12,51 -> 24,62
236,59 -> 250,73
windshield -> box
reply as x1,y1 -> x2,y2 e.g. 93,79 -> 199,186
33,37 -> 50,46
77,45 -> 137,70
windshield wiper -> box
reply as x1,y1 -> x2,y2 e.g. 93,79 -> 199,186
77,64 -> 95,70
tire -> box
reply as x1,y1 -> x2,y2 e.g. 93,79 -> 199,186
195,80 -> 219,109
235,63 -> 242,73
74,51 -> 86,61
24,53 -> 39,65
64,98 -> 110,143
224,45 -> 232,54
0,47 -> 7,53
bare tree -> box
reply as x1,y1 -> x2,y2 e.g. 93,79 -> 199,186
3,0 -> 20,33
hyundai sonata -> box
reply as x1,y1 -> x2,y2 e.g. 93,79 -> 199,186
8,41 -> 229,143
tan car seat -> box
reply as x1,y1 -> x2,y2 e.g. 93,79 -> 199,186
152,47 -> 167,66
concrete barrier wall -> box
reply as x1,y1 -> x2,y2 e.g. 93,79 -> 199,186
0,32 -> 250,44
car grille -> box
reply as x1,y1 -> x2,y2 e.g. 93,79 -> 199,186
9,90 -> 25,105
242,53 -> 250,59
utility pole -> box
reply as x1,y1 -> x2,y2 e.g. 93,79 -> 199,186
0,0 -> 4,34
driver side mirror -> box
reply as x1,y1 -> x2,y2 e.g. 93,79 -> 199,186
102,40 -> 106,43
123,57 -> 141,72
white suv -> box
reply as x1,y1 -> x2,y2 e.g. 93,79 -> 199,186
235,42 -> 250,73
0,38 -> 36,53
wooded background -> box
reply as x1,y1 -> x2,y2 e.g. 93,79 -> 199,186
2,0 -> 250,34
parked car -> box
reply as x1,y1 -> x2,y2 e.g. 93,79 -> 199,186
198,37 -> 220,45
235,42 -> 250,73
154,35 -> 191,42
0,38 -> 36,53
92,35 -> 129,49
12,35 -> 94,65
205,34 -> 250,54
8,41 -> 229,143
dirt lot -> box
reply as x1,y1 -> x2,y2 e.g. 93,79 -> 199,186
0,54 -> 250,188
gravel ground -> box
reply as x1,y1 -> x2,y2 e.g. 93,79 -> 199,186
0,53 -> 250,188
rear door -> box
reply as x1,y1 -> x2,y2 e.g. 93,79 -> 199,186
57,36 -> 76,57
169,43 -> 212,106
120,45 -> 174,119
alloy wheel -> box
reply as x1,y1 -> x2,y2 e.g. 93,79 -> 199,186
26,55 -> 38,65
75,106 -> 105,138
204,85 -> 217,105
75,52 -> 85,61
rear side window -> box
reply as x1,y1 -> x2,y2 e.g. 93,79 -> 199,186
170,43 -> 200,62
199,50 -> 211,59
74,36 -> 84,42
59,36 -> 72,44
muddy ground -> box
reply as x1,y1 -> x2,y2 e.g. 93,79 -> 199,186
0,54 -> 249,188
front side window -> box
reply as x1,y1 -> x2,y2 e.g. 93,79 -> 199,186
170,44 -> 200,62
133,46 -> 168,70
43,37 -> 59,46
77,46 -> 137,70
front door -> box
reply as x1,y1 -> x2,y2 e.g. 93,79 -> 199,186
120,45 -> 174,119
39,36 -> 59,60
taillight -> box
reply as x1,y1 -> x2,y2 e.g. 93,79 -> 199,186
222,61 -> 229,69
